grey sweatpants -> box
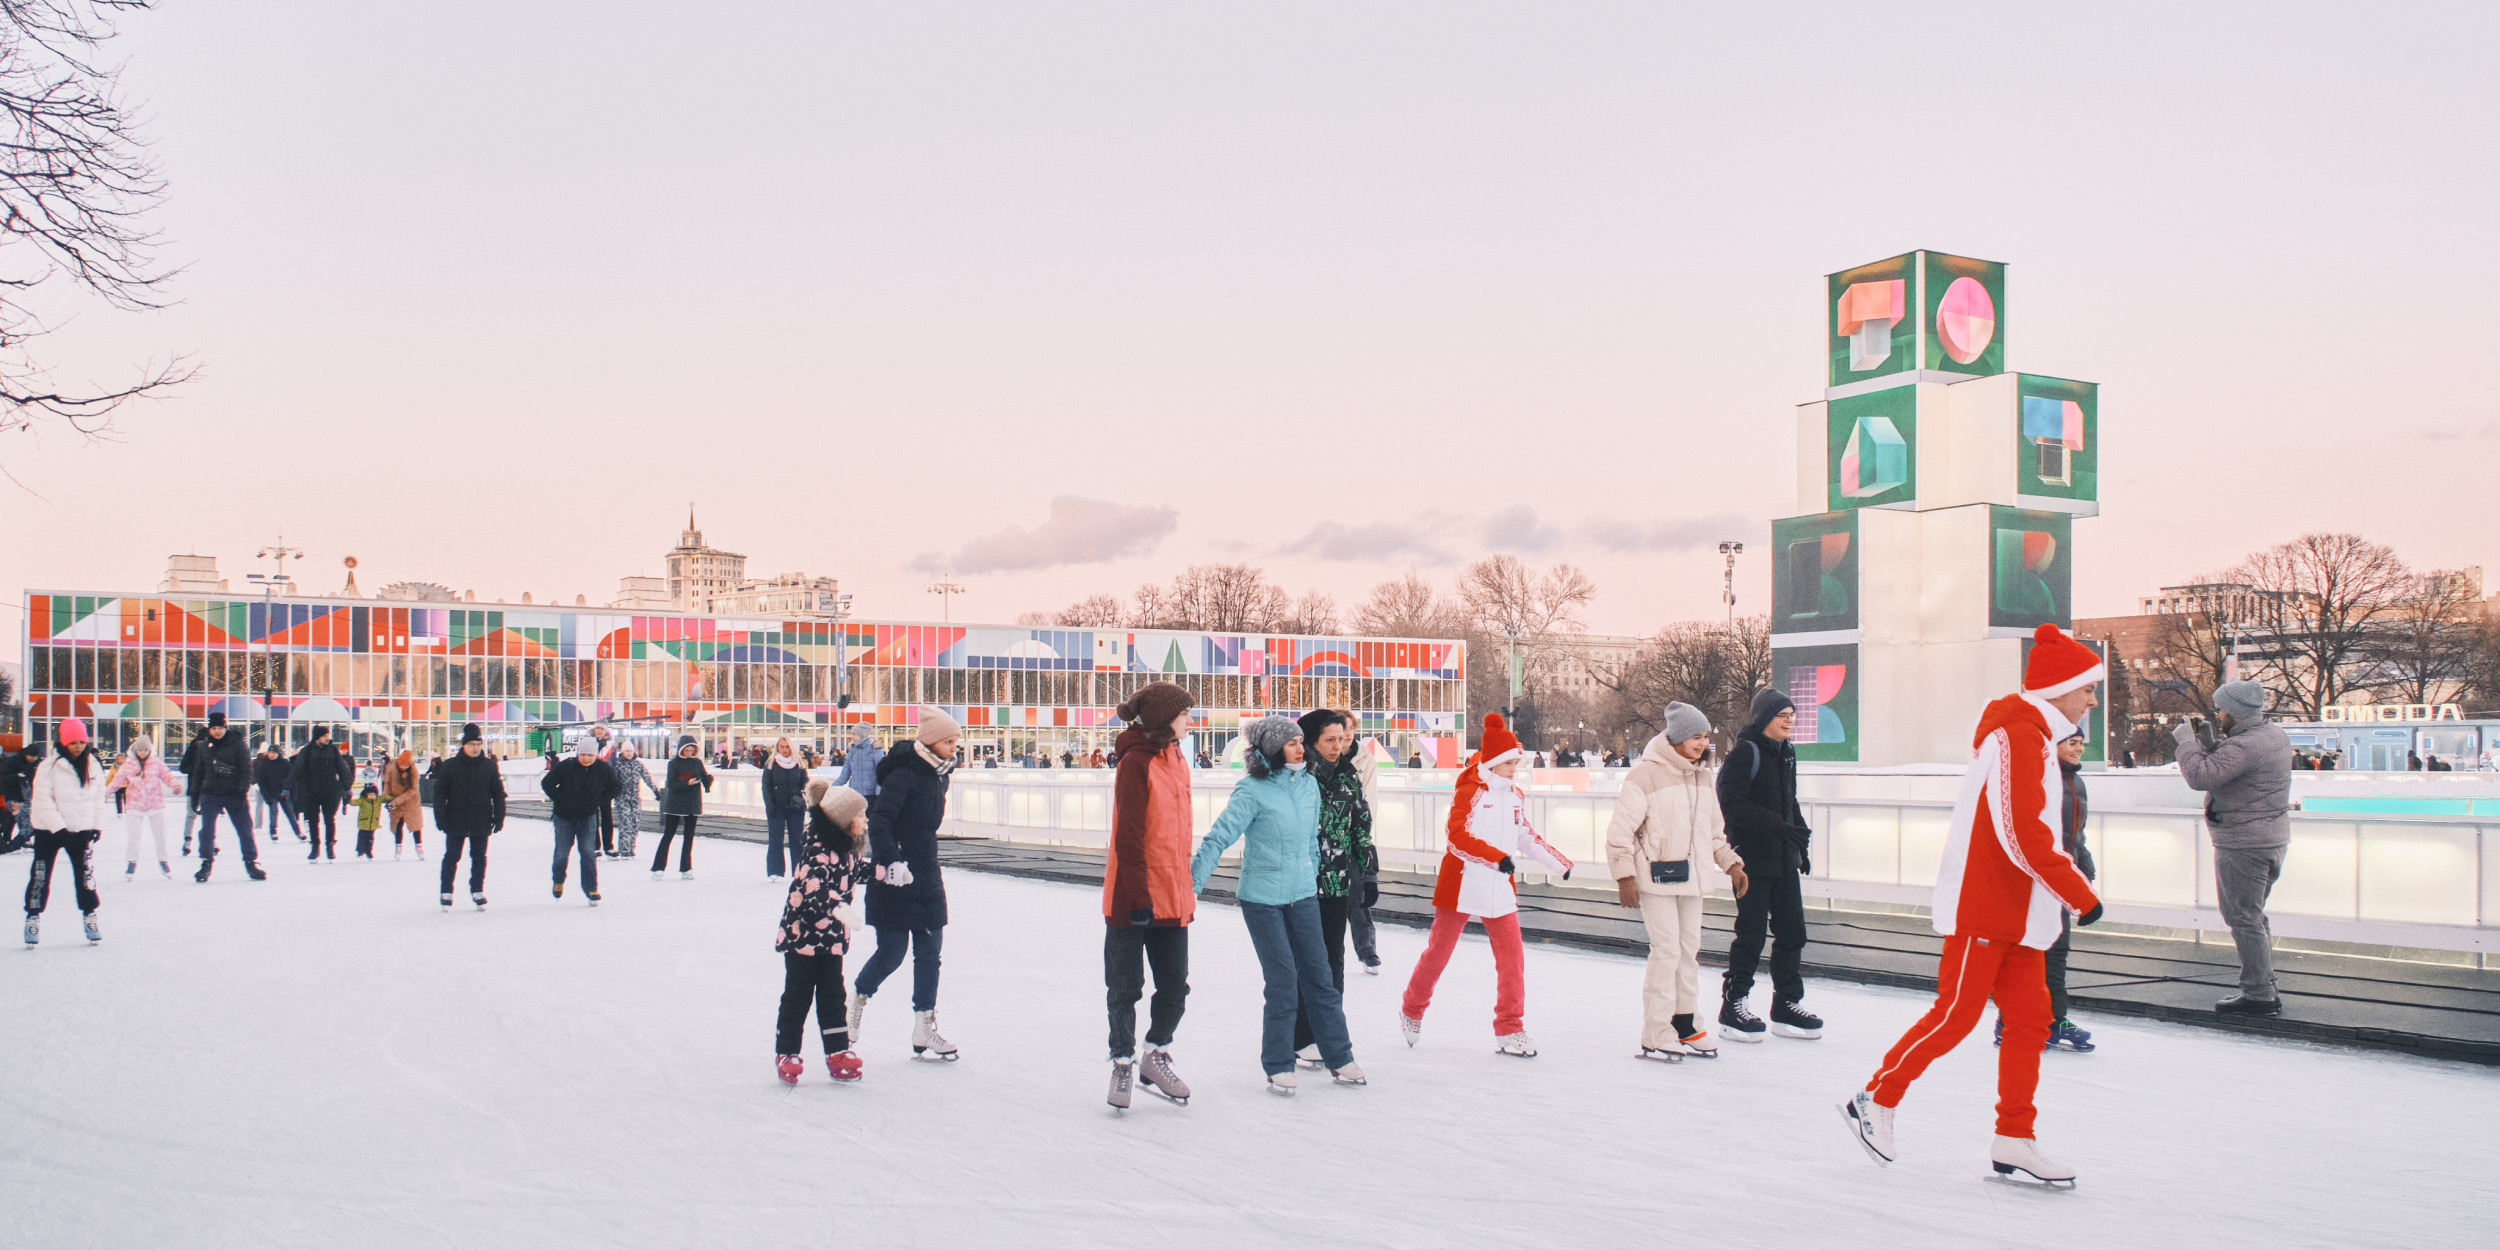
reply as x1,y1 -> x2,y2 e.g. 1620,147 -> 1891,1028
2214,845 -> 2287,999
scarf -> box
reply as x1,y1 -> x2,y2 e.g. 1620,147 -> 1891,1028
913,741 -> 957,776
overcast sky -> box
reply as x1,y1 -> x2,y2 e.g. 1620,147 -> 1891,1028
2,1 -> 2493,651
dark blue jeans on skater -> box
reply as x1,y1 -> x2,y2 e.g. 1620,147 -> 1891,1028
550,815 -> 599,894
1242,896 -> 1353,1077
765,806 -> 804,878
193,794 -> 258,879
855,925 -> 943,1010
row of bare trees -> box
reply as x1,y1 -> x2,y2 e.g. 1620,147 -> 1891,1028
2116,533 -> 2492,762
1019,565 -> 1341,635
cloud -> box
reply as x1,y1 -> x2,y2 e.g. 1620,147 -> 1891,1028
1581,512 -> 1761,554
1279,506 -> 1765,566
914,496 -> 1177,573
1281,519 -> 1457,565
1481,505 -> 1561,553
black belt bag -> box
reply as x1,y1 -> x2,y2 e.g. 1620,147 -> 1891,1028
1649,859 -> 1690,885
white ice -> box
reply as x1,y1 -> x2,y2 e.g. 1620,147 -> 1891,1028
4,818 -> 2492,1249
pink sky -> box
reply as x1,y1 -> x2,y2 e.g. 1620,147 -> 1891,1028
3,3 -> 2493,654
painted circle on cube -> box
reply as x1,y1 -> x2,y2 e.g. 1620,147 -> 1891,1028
1935,276 -> 1995,364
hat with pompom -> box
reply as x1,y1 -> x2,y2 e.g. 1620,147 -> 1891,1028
1476,713 -> 1522,767
2024,623 -> 2105,698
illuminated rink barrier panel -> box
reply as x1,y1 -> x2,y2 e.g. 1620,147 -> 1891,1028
939,766 -> 2498,956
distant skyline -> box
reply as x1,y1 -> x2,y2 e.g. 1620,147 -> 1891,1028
3,3 -> 2494,656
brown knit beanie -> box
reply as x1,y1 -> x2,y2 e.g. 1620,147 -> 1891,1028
1117,681 -> 1194,729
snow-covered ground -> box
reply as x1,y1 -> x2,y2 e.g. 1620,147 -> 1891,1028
5,817 -> 2491,1249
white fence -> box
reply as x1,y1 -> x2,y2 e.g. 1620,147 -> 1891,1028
937,764 -> 2499,957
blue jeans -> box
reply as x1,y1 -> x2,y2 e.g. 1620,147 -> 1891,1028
855,925 -> 943,1011
1240,896 -> 1352,1076
765,806 -> 805,877
551,815 -> 599,892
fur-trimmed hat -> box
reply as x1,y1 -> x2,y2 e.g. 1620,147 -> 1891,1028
2024,623 -> 2105,698
1477,713 -> 1521,767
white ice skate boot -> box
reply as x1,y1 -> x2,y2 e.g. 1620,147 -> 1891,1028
1329,1062 -> 1367,1087
1107,1057 -> 1134,1110
472,892 -> 488,910
1399,1013 -> 1422,1047
1991,1136 -> 2076,1188
911,1010 -> 958,1061
82,912 -> 100,943
1139,1047 -> 1190,1104
1494,1032 -> 1539,1058
1295,1044 -> 1325,1070
440,893 -> 453,911
1267,1071 -> 1298,1097
159,861 -> 173,879
22,914 -> 37,945
679,870 -> 693,881
847,993 -> 871,1043
1841,1091 -> 1896,1165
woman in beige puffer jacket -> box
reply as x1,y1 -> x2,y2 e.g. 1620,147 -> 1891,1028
1605,703 -> 1750,1058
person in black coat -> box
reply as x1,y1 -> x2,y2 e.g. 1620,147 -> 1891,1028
758,736 -> 813,881
431,723 -> 506,907
851,709 -> 960,1060
651,738 -> 712,877
1713,688 -> 1820,1041
541,736 -> 619,902
292,727 -> 353,862
252,745 -> 303,842
184,713 -> 263,882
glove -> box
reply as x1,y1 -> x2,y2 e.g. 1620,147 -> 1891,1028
2078,902 -> 2104,927
879,861 -> 914,887
2172,722 -> 2198,752
1496,856 -> 1516,875
1362,880 -> 1380,909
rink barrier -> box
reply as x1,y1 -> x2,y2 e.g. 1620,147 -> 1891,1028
933,764 -> 2498,961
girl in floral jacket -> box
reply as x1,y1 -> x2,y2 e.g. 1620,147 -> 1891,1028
775,780 -> 868,1085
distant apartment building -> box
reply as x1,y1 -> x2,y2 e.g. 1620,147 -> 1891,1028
611,509 -> 843,618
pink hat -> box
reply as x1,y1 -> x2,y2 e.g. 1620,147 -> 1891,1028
58,718 -> 89,745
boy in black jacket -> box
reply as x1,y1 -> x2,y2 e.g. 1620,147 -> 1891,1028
1714,689 -> 1823,1043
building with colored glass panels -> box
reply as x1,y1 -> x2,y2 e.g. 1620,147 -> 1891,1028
18,589 -> 1468,764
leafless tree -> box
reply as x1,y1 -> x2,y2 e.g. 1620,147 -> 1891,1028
1276,590 -> 1338,636
1350,572 -> 1465,640
1607,617 -> 1770,749
0,0 -> 193,445
2232,533 -> 2414,718
2362,569 -> 2479,706
1456,555 -> 1594,642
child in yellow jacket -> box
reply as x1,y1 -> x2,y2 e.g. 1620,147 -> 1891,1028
353,784 -> 386,860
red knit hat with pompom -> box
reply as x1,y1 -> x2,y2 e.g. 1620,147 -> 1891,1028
1477,713 -> 1522,766
2024,623 -> 2105,698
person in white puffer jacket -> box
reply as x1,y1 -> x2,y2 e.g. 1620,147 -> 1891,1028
1607,703 -> 1751,1061
25,718 -> 111,945
109,733 -> 184,879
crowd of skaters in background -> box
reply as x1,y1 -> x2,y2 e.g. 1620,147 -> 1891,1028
5,628 -> 2295,1186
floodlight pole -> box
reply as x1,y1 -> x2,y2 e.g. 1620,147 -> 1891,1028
1718,541 -> 1744,623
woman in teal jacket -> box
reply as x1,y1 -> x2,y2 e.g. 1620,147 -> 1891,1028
1191,716 -> 1364,1095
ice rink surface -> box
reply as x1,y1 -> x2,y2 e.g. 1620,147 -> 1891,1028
5,818 -> 2492,1249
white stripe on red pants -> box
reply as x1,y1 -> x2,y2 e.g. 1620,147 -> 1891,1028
1866,933 -> 2053,1138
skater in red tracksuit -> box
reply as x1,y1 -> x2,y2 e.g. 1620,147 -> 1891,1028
1844,624 -> 2104,1186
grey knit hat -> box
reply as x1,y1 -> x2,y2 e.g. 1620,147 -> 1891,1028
1661,701 -> 1711,744
2213,680 -> 2268,721
1242,716 -> 1300,762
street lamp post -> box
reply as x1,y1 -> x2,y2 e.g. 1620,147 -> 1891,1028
829,592 -> 856,732
1718,541 -> 1744,623
245,570 -> 294,732
926,565 -> 965,625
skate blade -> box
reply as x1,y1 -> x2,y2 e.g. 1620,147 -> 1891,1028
1140,1086 -> 1189,1105
1771,1024 -> 1822,1040
1720,1030 -> 1765,1044
910,1050 -> 960,1062
1635,1049 -> 1685,1063
1840,1102 -> 1893,1167
1989,1165 -> 2076,1190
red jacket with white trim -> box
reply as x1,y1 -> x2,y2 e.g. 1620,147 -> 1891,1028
1930,693 -> 2100,949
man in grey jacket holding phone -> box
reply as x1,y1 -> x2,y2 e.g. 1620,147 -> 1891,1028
2175,680 -> 2294,1017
